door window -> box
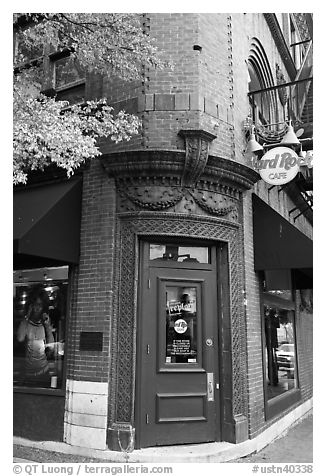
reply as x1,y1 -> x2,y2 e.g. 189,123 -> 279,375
150,244 -> 209,263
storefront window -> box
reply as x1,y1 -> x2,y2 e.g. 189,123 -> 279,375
13,266 -> 68,389
264,304 -> 298,401
165,286 -> 198,363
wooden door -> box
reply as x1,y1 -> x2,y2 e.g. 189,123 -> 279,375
136,242 -> 220,448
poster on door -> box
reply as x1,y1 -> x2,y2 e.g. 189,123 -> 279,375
165,286 -> 198,363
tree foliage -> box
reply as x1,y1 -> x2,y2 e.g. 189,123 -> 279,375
13,13 -> 166,184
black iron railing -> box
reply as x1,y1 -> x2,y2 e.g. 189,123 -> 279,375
248,77 -> 312,143
248,40 -> 313,144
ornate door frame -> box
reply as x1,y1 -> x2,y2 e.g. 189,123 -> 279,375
103,130 -> 260,450
107,212 -> 249,450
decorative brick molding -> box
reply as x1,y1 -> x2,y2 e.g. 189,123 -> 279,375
108,94 -> 234,122
114,177 -> 239,222
107,213 -> 249,448
101,146 -> 259,223
101,149 -> 259,192
101,147 -> 259,449
178,129 -> 217,186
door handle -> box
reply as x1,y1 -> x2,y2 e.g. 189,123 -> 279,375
207,372 -> 214,402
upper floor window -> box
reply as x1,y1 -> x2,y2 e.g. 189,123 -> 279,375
51,54 -> 86,104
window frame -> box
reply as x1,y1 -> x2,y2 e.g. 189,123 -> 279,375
13,265 -> 72,396
44,50 -> 86,105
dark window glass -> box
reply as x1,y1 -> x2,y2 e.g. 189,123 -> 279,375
14,33 -> 43,64
53,56 -> 85,105
13,266 -> 68,389
56,83 -> 86,105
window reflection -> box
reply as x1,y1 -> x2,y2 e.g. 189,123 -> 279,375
150,244 -> 209,263
13,266 -> 68,389
166,286 -> 198,363
264,305 -> 298,400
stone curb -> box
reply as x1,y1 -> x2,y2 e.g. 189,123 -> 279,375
13,399 -> 312,463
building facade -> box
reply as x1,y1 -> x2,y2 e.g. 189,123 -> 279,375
13,13 -> 313,451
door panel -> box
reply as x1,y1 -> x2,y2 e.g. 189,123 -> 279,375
137,246 -> 220,448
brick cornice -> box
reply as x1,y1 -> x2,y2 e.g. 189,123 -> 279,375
101,149 -> 260,192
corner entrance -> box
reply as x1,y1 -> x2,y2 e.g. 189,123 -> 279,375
136,242 -> 221,448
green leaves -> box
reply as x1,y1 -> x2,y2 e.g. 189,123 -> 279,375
14,13 -> 168,80
13,77 -> 141,184
13,13 -> 168,184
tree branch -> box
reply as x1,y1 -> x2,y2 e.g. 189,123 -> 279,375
58,13 -> 97,33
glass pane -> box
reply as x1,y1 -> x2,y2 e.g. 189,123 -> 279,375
263,270 -> 293,301
165,286 -> 198,364
264,290 -> 293,301
56,84 -> 86,105
13,266 -> 68,389
54,56 -> 85,89
264,304 -> 298,400
150,244 -> 209,263
18,41 -> 43,62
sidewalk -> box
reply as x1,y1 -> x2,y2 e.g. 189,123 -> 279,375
13,406 -> 312,464
233,412 -> 312,463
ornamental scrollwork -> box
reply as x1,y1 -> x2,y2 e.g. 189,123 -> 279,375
179,129 -> 217,187
189,190 -> 237,217
116,181 -> 239,222
117,186 -> 184,211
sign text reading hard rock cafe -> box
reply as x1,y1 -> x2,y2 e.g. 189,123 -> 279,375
252,146 -> 313,185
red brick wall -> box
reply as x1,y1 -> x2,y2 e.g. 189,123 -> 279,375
70,12 -> 313,434
241,190 -> 266,437
66,160 -> 116,382
295,292 -> 313,401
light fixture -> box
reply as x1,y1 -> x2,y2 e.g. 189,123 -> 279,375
246,126 -> 263,153
298,146 -> 305,159
244,126 -> 264,166
295,127 -> 305,138
280,120 -> 300,146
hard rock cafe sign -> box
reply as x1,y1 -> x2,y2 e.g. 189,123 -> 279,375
252,147 -> 313,185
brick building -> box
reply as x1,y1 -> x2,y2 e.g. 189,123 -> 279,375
13,13 -> 313,452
